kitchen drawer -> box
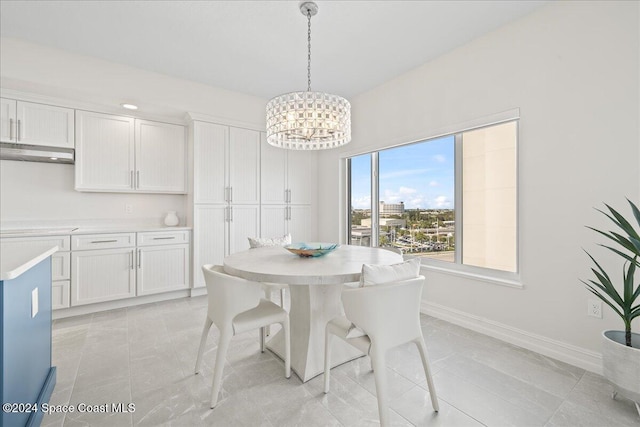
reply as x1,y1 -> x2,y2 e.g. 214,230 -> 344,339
52,252 -> 70,281
72,233 -> 136,250
0,235 -> 71,252
52,280 -> 70,310
137,230 -> 190,246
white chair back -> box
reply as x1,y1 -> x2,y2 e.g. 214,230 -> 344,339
341,276 -> 424,349
201,264 -> 264,330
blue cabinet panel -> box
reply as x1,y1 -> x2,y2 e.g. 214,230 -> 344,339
1,257 -> 56,427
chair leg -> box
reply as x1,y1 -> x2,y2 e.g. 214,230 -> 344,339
195,317 -> 213,374
260,327 -> 266,353
210,329 -> 232,409
324,328 -> 333,393
283,317 -> 291,378
416,337 -> 439,412
370,346 -> 390,427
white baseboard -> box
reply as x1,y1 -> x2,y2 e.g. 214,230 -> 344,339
421,301 -> 602,375
53,289 -> 192,319
190,287 -> 207,297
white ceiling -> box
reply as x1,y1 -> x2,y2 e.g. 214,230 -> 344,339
0,1 -> 548,100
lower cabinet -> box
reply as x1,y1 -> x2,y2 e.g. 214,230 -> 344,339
193,204 -> 259,288
71,247 -> 136,306
52,280 -> 71,310
70,230 -> 190,306
136,235 -> 189,296
2,229 -> 191,310
0,235 -> 71,310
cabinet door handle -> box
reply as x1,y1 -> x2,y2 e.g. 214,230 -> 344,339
224,187 -> 229,202
229,187 -> 233,203
17,119 -> 21,141
288,189 -> 292,203
136,171 -> 140,189
91,240 -> 118,244
130,252 -> 134,270
9,118 -> 14,141
138,249 -> 141,268
130,170 -> 134,189
152,236 -> 175,240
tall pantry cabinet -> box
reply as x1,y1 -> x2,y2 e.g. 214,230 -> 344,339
260,142 -> 317,243
191,121 -> 261,288
189,118 -> 318,290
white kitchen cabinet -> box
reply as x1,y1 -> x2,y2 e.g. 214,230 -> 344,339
52,280 -> 71,310
75,111 -> 135,192
75,110 -> 186,194
135,119 -> 187,193
0,235 -> 72,309
193,121 -> 260,204
193,204 -> 259,288
136,230 -> 190,296
260,140 -> 317,242
261,141 -> 317,205
260,204 -> 314,243
0,98 -> 16,143
0,98 -> 74,148
71,247 -> 136,306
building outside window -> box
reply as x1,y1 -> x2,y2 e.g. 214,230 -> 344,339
347,119 -> 518,274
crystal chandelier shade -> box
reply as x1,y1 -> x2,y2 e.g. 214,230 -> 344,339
266,2 -> 351,150
266,91 -> 351,150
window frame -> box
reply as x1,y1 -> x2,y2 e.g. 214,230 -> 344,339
344,110 -> 521,288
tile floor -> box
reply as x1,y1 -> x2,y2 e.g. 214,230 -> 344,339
43,296 -> 639,426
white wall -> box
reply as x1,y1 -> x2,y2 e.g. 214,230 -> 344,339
0,38 -> 266,225
317,1 -> 639,370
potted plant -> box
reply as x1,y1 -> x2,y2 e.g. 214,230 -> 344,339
583,199 -> 640,413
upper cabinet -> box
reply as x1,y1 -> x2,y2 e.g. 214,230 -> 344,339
261,142 -> 317,205
193,121 -> 260,204
0,98 -> 74,148
135,119 -> 187,193
75,110 -> 187,194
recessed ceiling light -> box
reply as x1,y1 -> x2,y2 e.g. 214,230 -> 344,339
121,103 -> 138,110
49,157 -> 58,160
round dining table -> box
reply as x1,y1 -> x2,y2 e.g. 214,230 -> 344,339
223,244 -> 402,382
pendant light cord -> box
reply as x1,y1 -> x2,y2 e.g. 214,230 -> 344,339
307,9 -> 312,92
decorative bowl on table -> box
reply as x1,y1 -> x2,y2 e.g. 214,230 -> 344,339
284,242 -> 339,258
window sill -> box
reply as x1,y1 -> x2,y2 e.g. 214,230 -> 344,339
419,262 -> 523,289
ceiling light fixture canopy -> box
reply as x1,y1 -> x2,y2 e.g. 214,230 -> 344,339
266,1 -> 351,150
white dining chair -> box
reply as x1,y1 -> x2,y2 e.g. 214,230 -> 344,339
323,276 -> 439,426
195,264 -> 291,408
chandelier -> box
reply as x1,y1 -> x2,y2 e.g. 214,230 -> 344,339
266,1 -> 351,150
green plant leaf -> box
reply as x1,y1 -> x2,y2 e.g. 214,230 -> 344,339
584,286 -> 624,318
584,200 -> 640,333
622,260 -> 636,306
604,204 -> 640,241
599,244 -> 638,265
628,198 -> 640,228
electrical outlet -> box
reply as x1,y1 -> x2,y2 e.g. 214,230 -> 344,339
125,204 -> 133,214
588,299 -> 602,318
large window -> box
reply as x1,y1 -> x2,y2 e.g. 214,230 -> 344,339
347,119 -> 518,274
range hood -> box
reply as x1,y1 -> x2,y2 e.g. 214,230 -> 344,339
0,142 -> 74,164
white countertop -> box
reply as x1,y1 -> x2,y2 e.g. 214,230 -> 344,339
1,245 -> 59,280
0,224 -> 191,238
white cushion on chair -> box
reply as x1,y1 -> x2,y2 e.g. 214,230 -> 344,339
346,258 -> 421,338
359,258 -> 421,287
248,234 -> 291,248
